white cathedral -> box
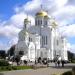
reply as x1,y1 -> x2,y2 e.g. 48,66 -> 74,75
15,10 -> 68,62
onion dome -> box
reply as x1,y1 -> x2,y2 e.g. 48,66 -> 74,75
24,18 -> 29,22
36,10 -> 48,17
24,18 -> 30,24
51,21 -> 58,29
44,15 -> 50,19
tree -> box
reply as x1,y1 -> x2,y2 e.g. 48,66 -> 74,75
15,55 -> 20,65
67,51 -> 75,62
0,50 -> 6,59
7,45 -> 16,56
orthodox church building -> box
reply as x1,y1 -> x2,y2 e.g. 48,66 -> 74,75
15,9 -> 68,61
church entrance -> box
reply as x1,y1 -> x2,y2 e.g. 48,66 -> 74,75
28,42 -> 35,61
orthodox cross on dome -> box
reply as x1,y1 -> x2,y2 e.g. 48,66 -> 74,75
40,4 -> 48,13
26,14 -> 28,19
40,4 -> 43,10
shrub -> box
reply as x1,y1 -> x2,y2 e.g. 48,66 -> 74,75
62,71 -> 72,75
5,66 -> 12,71
13,66 -> 32,70
12,66 -> 17,70
72,67 -> 75,75
72,60 -> 75,63
0,66 -> 32,72
0,60 -> 9,66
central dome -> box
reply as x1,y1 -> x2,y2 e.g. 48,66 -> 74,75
36,11 -> 48,17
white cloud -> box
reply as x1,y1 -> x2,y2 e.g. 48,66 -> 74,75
14,0 -> 41,14
55,0 -> 68,8
14,0 -> 65,14
67,43 -> 71,50
10,12 -> 35,28
67,43 -> 75,53
9,37 -> 18,46
59,24 -> 75,37
53,5 -> 75,26
0,25 -> 20,38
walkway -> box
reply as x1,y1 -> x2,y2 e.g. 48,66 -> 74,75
0,63 -> 75,75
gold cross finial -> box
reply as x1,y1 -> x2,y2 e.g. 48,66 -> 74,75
40,4 -> 43,11
41,4 -> 43,9
26,14 -> 28,19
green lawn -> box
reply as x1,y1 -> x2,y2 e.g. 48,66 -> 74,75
0,66 -> 32,72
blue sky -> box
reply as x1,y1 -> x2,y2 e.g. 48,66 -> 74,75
0,0 -> 75,53
0,0 -> 30,20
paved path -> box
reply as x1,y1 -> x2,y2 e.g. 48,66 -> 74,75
0,63 -> 75,75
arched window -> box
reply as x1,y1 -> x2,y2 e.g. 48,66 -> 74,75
38,20 -> 40,25
40,20 -> 42,25
35,20 -> 38,26
44,20 -> 47,26
29,37 -> 32,42
46,36 -> 47,45
57,39 -> 59,45
42,36 -> 48,47
35,19 -> 42,26
24,24 -> 26,28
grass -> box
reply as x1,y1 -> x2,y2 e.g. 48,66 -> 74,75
0,66 -> 32,72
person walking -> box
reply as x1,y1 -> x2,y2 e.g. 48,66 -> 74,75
57,56 -> 61,67
61,60 -> 65,67
57,60 -> 60,67
55,60 -> 58,67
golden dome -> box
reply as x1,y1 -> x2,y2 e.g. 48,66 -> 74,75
36,11 -> 48,17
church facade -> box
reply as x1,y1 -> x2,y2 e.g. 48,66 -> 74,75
15,10 -> 68,61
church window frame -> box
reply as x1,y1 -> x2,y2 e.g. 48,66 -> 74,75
24,24 -> 26,29
37,19 -> 43,26
29,37 -> 30,42
42,35 -> 48,46
44,20 -> 48,26
40,20 -> 42,25
42,36 -> 43,47
38,20 -> 40,26
46,36 -> 47,45
44,36 -> 45,45
35,19 -> 38,26
57,39 -> 59,46
29,37 -> 32,42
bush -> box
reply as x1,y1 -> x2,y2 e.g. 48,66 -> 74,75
5,66 -> 12,70
71,60 -> 75,63
62,71 -> 72,75
0,60 -> 9,66
12,66 -> 17,70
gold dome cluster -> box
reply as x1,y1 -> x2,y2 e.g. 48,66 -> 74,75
36,11 -> 48,17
